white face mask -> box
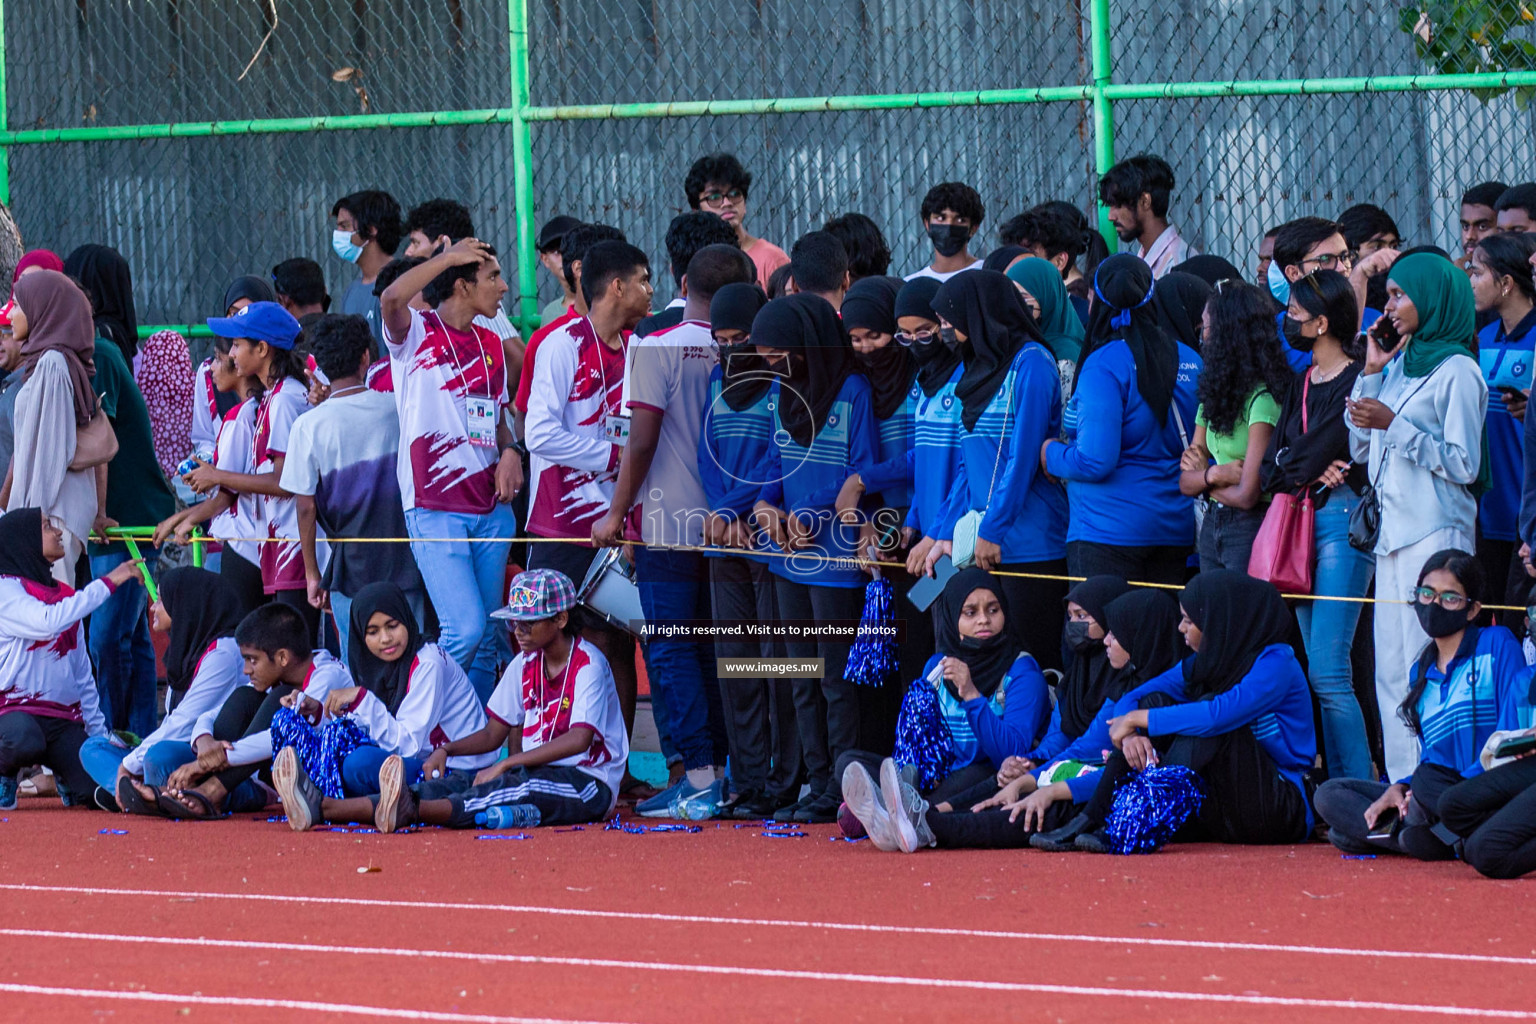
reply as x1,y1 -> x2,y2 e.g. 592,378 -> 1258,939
332,228 -> 363,264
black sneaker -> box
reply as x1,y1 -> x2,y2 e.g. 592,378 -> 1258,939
727,790 -> 780,820
91,786 -> 121,813
793,791 -> 840,824
1074,829 -> 1113,854
1030,812 -> 1092,852
772,791 -> 816,822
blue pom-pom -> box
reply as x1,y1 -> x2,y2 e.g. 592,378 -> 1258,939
846,578 -> 899,687
270,707 -> 381,799
891,679 -> 955,790
1104,764 -> 1204,855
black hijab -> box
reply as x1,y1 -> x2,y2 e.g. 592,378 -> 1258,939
933,270 -> 1046,431
843,276 -> 912,420
1179,570 -> 1293,700
160,568 -> 244,692
0,508 -> 57,589
347,582 -> 424,715
63,244 -> 139,360
935,567 -> 1020,699
1057,575 -> 1131,736
751,293 -> 853,448
982,245 -> 1028,274
1104,589 -> 1186,686
896,277 -> 957,398
223,275 -> 277,313
710,282 -> 771,411
1170,255 -> 1244,290
1152,271 -> 1213,351
1083,253 -> 1180,425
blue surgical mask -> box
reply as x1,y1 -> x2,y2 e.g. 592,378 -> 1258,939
332,228 -> 363,264
1266,258 -> 1292,306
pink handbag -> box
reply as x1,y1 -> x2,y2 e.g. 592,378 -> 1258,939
1247,376 -> 1314,594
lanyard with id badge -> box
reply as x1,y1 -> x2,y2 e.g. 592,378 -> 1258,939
603,335 -> 632,448
434,311 -> 500,448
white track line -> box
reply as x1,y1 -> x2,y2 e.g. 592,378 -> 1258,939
3,881 -> 1532,969
1,930 -> 1532,1019
0,982 -> 633,1023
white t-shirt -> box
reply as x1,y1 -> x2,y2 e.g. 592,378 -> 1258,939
254,377 -> 311,593
385,307 -> 509,515
189,359 -> 220,453
625,319 -> 717,546
203,652 -> 354,767
486,636 -> 628,807
345,643 -> 497,771
211,398 -> 261,567
903,260 -> 981,283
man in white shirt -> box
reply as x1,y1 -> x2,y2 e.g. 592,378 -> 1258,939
1099,154 -> 1197,278
905,182 -> 985,283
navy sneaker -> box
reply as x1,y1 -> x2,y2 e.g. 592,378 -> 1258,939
635,778 -> 688,818
0,775 -> 16,811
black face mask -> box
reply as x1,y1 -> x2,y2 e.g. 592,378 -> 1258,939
1063,620 -> 1100,653
1414,601 -> 1471,639
938,324 -> 961,350
1282,315 -> 1315,353
928,223 -> 971,259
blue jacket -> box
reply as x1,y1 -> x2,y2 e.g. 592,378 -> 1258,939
698,367 -> 776,562
862,390 -> 915,512
1408,625 -> 1531,783
1123,644 -> 1317,829
920,652 -> 1049,769
1478,312 -> 1536,542
1045,339 -> 1202,546
937,342 -> 1068,562
904,366 -> 965,539
758,374 -> 880,588
1027,696 -> 1117,802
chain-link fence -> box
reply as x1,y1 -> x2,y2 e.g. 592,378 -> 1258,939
3,0 -> 1536,333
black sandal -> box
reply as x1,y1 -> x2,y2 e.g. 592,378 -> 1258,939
116,776 -> 167,817
157,788 -> 226,821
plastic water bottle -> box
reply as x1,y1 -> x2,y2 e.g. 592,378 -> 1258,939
475,804 -> 542,830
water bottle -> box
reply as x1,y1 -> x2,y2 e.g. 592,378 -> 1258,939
475,803 -> 541,830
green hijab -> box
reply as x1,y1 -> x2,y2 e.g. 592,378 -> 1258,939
1006,256 -> 1083,363
1388,252 -> 1490,496
1389,253 -> 1477,379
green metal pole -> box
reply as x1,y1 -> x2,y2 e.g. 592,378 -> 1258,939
508,0 -> 539,334
1089,0 -> 1116,251
0,0 -> 10,206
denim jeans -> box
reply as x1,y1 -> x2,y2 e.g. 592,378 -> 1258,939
340,746 -> 425,797
1197,503 -> 1268,572
1294,491 -> 1376,782
332,586 -> 428,666
405,503 -> 515,703
634,546 -> 727,772
89,549 -> 160,738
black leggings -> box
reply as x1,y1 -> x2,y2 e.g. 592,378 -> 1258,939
0,712 -> 94,798
996,559 -> 1069,673
1084,727 -> 1308,845
834,749 -> 995,806
212,683 -> 297,792
1439,755 -> 1536,879
1314,762 -> 1463,860
924,775 -> 1079,849
775,579 -> 863,797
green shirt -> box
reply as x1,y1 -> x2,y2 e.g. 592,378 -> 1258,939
88,338 -> 176,556
1196,387 -> 1281,466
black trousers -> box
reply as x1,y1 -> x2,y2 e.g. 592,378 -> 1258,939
273,589 -> 322,649
710,556 -> 801,796
1067,540 -> 1190,588
1084,727 -> 1308,845
1439,755 -> 1536,879
219,546 -> 268,620
774,578 -> 863,797
924,775 -> 1079,848
0,712 -> 94,796
1314,762 -> 1463,860
211,683 -> 297,792
995,558 -> 1069,673
448,765 -> 612,828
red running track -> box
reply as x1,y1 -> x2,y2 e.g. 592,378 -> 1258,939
0,804 -> 1532,1023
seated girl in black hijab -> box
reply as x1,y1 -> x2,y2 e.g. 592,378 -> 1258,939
1033,570 -> 1316,853
839,568 -> 1049,850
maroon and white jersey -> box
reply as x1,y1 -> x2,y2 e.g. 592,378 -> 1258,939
486,637 -> 627,805
523,316 -> 625,539
345,643 -> 497,771
385,307 -> 508,515
211,397 -> 261,566
0,576 -> 111,735
254,376 -> 309,593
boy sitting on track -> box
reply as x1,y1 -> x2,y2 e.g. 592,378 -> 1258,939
368,569 -> 628,833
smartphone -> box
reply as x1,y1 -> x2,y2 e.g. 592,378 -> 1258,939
1365,806 -> 1401,840
1499,386 -> 1526,407
1494,734 -> 1536,759
907,554 -> 958,612
1367,315 -> 1401,353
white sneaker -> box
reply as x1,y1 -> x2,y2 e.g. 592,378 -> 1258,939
880,757 -> 933,853
840,762 -> 901,852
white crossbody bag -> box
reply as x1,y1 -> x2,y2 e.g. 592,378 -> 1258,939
951,374 -> 1013,569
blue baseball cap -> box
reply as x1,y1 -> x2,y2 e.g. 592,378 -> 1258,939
205,301 -> 302,350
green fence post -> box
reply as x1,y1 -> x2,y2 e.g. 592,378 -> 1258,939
1089,0 -> 1116,250
0,0 -> 10,206
509,0 -> 539,333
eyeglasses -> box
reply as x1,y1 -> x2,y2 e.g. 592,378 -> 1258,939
895,329 -> 936,347
1413,586 -> 1470,611
1301,251 -> 1353,272
699,189 -> 744,207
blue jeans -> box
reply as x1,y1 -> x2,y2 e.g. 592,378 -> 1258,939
89,549 -> 160,738
340,746 -> 424,797
634,546 -> 727,772
405,503 -> 515,702
1295,491 -> 1376,782
332,586 -> 428,666
80,736 -> 196,789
